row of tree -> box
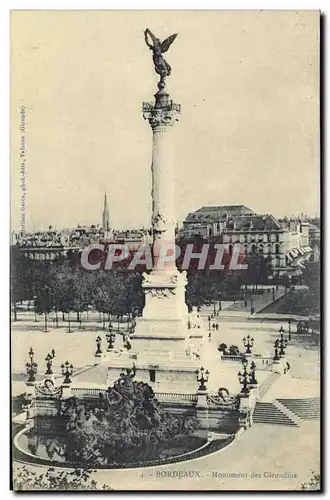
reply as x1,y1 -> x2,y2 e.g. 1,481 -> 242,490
11,238 -> 273,322
11,247 -> 143,322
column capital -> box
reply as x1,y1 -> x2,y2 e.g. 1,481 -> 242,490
142,99 -> 181,130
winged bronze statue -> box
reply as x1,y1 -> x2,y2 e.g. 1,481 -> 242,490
144,28 -> 178,90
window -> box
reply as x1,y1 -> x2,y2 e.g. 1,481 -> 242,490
149,370 -> 156,383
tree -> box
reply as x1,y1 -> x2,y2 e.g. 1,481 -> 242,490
12,467 -> 112,491
34,285 -> 52,332
10,247 -> 31,320
301,471 -> 320,491
218,343 -> 228,354
243,252 -> 271,289
94,285 -> 112,329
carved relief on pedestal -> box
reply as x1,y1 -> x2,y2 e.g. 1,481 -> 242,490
144,288 -> 176,299
142,270 -> 187,288
35,378 -> 63,399
207,391 -> 239,409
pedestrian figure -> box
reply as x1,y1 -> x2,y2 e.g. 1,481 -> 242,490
244,299 -> 247,307
215,324 -> 219,331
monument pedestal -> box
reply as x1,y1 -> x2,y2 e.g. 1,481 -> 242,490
105,348 -> 202,394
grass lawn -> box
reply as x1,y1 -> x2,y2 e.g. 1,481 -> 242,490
259,289 -> 319,316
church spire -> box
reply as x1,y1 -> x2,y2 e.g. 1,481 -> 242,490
102,189 -> 110,232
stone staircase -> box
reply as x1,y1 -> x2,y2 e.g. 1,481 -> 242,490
277,398 -> 320,420
253,402 -> 298,427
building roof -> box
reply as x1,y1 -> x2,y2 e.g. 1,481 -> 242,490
194,205 -> 255,215
184,205 -> 256,224
223,215 -> 282,231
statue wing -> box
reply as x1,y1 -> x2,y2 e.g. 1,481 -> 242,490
144,28 -> 157,48
161,33 -> 178,53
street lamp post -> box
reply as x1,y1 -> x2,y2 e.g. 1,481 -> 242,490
26,347 -> 38,383
238,357 -> 250,395
249,360 -> 258,386
195,367 -> 209,391
243,335 -> 254,355
278,332 -> 288,357
61,361 -> 73,385
273,339 -> 280,362
106,332 -> 116,351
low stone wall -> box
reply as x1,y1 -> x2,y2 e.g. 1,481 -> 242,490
13,422 -> 235,470
197,406 -> 240,434
22,385 -> 240,435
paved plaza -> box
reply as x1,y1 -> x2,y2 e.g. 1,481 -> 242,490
12,300 -> 320,490
12,304 -> 320,396
14,421 -> 319,491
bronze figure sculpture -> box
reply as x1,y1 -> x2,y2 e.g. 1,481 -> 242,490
144,28 -> 178,90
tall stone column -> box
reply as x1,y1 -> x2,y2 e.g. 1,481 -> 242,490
140,90 -> 188,328
106,30 -> 207,392
144,92 -> 179,272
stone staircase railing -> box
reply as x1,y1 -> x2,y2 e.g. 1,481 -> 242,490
71,387 -> 198,404
72,388 -> 106,398
258,372 -> 281,399
220,354 -> 274,370
155,392 -> 198,403
273,400 -> 301,425
220,355 -> 243,363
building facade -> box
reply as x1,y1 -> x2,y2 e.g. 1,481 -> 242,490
182,206 -> 312,277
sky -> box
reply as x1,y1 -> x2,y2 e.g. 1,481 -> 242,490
11,10 -> 320,232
